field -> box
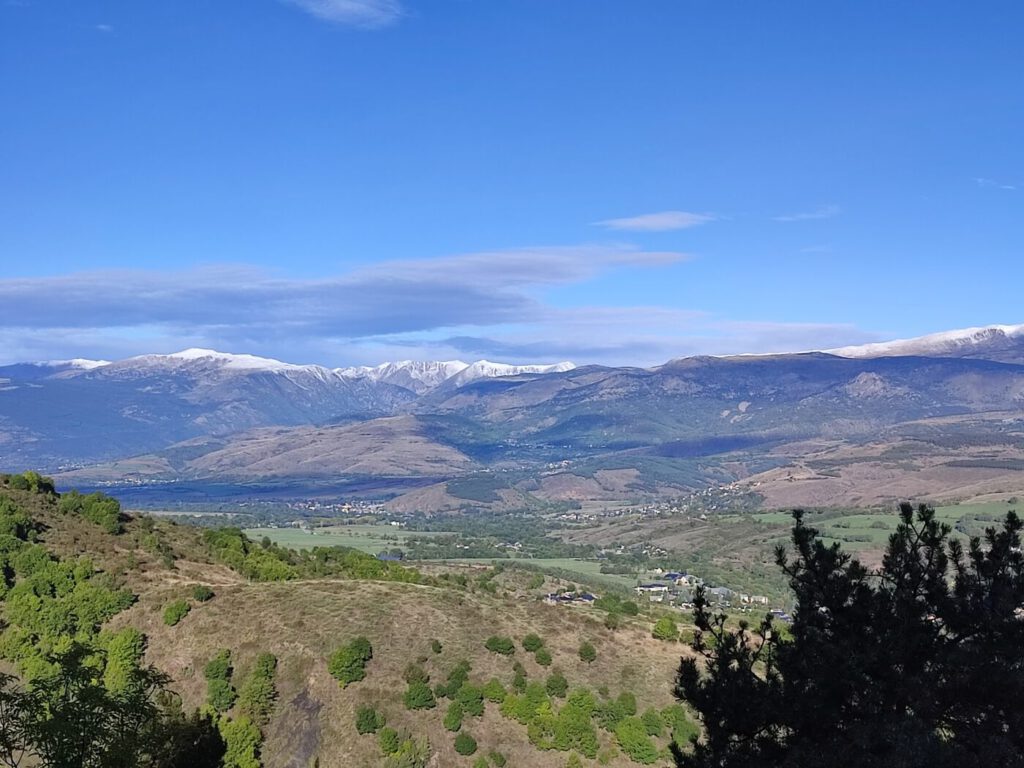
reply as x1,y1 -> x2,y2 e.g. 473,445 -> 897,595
246,526 -> 646,592
243,524 -> 449,553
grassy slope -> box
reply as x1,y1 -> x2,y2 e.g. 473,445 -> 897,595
24,494 -> 693,767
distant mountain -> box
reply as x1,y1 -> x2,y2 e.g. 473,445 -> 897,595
6,329 -> 1024,510
0,349 -> 576,470
336,359 -> 576,394
827,323 -> 1024,363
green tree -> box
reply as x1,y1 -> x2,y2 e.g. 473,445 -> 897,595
652,616 -> 678,641
220,715 -> 261,768
485,636 -> 515,655
456,683 -> 485,717
191,584 -> 215,602
535,647 -> 553,667
162,599 -> 190,626
615,717 -> 659,764
546,671 -> 569,698
673,504 -> 1024,768
483,677 -> 507,703
454,732 -> 478,756
378,727 -> 401,755
522,633 -> 544,652
237,652 -> 277,726
328,636 -> 373,687
403,681 -> 436,710
640,708 -> 664,737
204,649 -> 236,713
578,641 -> 597,665
444,701 -> 464,732
355,705 -> 386,735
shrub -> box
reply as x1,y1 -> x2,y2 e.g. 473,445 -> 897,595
378,727 -> 401,755
403,663 -> 429,685
522,633 -> 544,652
237,652 -> 277,726
207,678 -> 237,713
485,635 -> 515,655
444,701 -> 464,732
438,659 -> 472,698
456,683 -> 485,717
483,677 -> 507,703
220,715 -> 261,768
652,616 -> 678,642
191,584 -> 215,602
535,647 -> 553,667
162,599 -> 190,626
604,613 -> 621,630
329,636 -> 373,687
640,708 -> 664,737
578,641 -> 597,664
614,717 -> 659,764
403,680 -> 436,710
356,705 -> 386,735
488,750 -> 507,767
546,671 -> 569,698
454,732 -> 478,756
661,703 -> 699,747
430,638 -> 443,654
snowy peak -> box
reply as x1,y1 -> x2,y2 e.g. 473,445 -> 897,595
336,360 -> 470,394
42,358 -> 111,370
447,360 -> 576,388
337,359 -> 576,393
113,348 -> 321,374
827,324 -> 1024,363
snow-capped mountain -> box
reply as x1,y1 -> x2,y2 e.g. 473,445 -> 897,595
338,359 -> 577,393
827,324 -> 1024,363
0,349 -> 579,468
337,360 -> 472,394
446,360 -> 576,388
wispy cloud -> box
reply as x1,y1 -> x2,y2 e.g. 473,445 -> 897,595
975,177 -> 1017,191
0,245 -> 880,367
282,0 -> 403,27
594,211 -> 716,232
773,204 -> 840,223
95,23 -> 113,33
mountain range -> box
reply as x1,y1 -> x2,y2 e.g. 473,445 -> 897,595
3,325 -> 1024,510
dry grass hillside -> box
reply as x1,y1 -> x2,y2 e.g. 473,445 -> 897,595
19,490 -> 698,768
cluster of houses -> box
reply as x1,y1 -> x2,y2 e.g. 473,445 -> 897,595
634,570 -> 790,620
543,590 -> 598,606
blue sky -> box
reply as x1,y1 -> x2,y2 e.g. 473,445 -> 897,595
1,0 -> 1021,366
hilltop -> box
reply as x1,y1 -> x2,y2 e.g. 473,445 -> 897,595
0,474 -> 701,767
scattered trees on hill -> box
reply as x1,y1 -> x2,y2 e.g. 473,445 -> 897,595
329,636 -> 373,688
1,471 -> 55,495
673,504 -> 1024,768
0,491 -> 225,766
58,489 -> 123,534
